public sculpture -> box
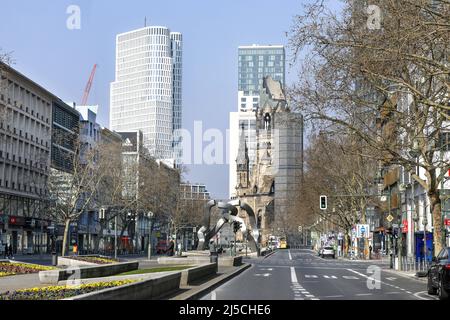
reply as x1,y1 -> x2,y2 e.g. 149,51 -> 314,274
196,199 -> 261,256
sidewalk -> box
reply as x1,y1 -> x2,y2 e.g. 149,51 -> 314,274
0,273 -> 48,294
337,255 -> 390,264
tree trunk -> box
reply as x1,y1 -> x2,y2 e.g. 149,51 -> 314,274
429,190 -> 443,256
62,218 -> 71,257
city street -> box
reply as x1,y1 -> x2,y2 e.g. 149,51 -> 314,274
201,249 -> 437,300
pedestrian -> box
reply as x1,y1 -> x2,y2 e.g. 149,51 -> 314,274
8,244 -> 14,259
209,240 -> 218,263
167,239 -> 175,257
369,245 -> 373,260
73,243 -> 78,256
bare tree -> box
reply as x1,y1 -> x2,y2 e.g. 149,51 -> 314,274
289,0 -> 450,253
47,132 -> 112,257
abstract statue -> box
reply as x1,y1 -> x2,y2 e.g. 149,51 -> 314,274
196,199 -> 261,256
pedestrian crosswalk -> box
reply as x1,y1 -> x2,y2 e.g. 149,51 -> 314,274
304,274 -> 361,280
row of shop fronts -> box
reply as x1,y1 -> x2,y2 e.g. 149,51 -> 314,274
0,212 -> 174,256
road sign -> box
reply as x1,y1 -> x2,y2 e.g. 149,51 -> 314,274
386,215 -> 394,223
356,224 -> 370,238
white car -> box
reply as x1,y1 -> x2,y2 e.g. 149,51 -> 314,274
320,246 -> 336,259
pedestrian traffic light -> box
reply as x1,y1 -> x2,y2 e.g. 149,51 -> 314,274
320,195 -> 327,210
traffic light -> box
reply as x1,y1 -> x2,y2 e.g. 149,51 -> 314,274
320,195 -> 327,210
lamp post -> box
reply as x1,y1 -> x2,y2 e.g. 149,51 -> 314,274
146,211 -> 154,260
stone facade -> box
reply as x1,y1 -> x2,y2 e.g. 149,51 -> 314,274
234,76 -> 303,245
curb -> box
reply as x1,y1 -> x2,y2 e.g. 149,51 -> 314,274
170,263 -> 252,300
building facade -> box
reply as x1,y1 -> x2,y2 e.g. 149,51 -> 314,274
229,45 -> 285,198
110,26 -> 183,164
234,76 -> 303,245
0,62 -> 77,255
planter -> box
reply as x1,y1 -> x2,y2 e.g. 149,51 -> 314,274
39,261 -> 139,284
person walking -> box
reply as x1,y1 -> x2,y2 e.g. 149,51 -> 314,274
8,244 -> 14,259
167,239 -> 175,257
209,240 -> 218,263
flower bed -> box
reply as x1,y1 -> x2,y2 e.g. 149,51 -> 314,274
0,262 -> 55,276
0,280 -> 136,300
0,272 -> 16,277
67,256 -> 118,265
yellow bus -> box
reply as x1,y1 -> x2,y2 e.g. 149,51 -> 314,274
279,237 -> 287,249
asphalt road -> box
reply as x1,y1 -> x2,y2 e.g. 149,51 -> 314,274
200,249 -> 437,300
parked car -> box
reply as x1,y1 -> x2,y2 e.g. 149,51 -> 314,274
156,240 -> 170,254
427,247 -> 450,300
320,246 -> 336,259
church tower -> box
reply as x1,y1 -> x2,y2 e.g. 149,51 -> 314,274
236,124 -> 249,190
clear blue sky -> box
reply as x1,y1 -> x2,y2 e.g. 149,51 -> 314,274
0,0 -> 324,199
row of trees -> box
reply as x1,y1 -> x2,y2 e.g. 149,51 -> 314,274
288,0 -> 450,253
47,134 -> 205,256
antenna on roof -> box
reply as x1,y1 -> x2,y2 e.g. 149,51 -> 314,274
144,17 -> 147,27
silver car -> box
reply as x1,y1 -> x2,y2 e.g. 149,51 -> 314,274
321,246 -> 336,259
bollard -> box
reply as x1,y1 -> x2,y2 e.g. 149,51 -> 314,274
52,253 -> 58,266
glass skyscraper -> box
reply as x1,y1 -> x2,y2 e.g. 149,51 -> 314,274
110,26 -> 182,163
238,45 -> 285,97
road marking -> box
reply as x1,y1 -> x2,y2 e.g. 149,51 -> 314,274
323,275 -> 330,279
211,291 -> 216,300
259,268 -> 273,271
288,250 -> 292,260
305,275 -> 318,278
413,291 -> 438,300
323,295 -> 344,298
331,276 -> 337,279
356,293 -> 373,296
385,292 -> 401,294
386,277 -> 397,281
254,273 -> 271,277
343,276 -> 359,280
290,267 -> 298,283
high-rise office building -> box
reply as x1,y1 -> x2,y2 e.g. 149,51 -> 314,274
229,45 -> 285,198
110,26 -> 182,164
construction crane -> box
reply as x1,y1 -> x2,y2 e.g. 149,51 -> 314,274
81,64 -> 98,106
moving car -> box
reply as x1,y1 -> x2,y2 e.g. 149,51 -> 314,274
320,246 -> 336,259
427,247 -> 450,300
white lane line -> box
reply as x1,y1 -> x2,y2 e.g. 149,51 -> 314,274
305,275 -> 318,278
343,276 -> 359,280
290,267 -> 298,283
385,292 -> 401,295
211,291 -> 216,300
288,250 -> 292,260
356,293 -> 373,296
323,295 -> 344,298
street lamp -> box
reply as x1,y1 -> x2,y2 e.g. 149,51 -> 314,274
146,211 -> 154,260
